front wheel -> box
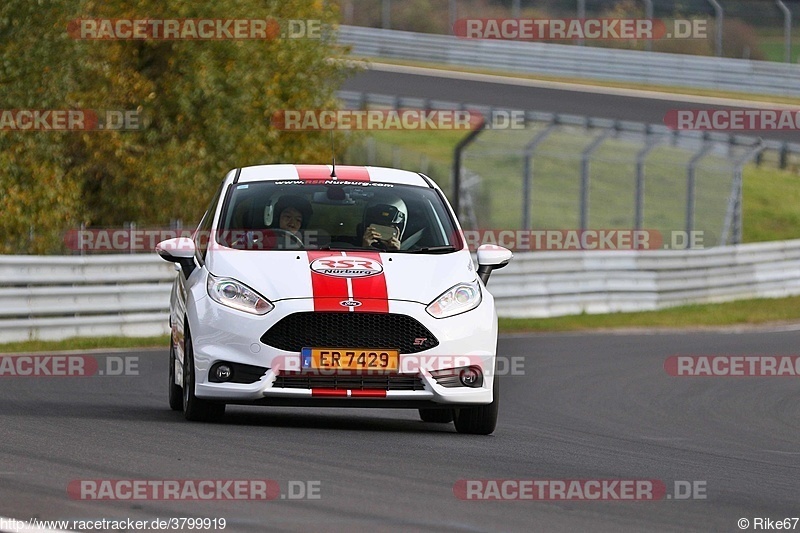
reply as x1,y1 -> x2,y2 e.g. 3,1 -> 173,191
453,376 -> 499,435
168,341 -> 183,411
182,326 -> 225,422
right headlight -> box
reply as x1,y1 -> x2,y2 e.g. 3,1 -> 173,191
206,273 -> 274,315
426,279 -> 482,319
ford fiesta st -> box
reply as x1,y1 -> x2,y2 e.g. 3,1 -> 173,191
156,164 -> 512,434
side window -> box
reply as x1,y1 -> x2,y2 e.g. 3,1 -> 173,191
195,181 -> 226,262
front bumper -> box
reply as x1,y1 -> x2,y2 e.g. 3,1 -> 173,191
187,294 -> 498,406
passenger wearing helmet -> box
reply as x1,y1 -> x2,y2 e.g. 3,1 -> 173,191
361,198 -> 407,251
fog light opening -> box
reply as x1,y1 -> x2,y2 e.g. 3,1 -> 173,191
459,366 -> 483,388
213,363 -> 233,382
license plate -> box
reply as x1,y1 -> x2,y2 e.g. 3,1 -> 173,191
301,347 -> 399,371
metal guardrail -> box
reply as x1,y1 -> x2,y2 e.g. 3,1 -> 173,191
2,242 -> 800,342
338,25 -> 800,98
0,255 -> 174,343
494,240 -> 800,317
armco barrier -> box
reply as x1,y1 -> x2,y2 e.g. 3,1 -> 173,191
338,26 -> 800,98
2,240 -> 800,342
0,255 -> 175,343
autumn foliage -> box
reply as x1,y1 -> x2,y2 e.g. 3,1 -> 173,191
0,1 -> 350,253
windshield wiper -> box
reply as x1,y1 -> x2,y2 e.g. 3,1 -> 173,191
403,245 -> 457,254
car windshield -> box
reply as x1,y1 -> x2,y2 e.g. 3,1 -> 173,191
215,180 -> 461,252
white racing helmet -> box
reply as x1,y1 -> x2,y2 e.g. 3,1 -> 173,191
363,196 -> 408,240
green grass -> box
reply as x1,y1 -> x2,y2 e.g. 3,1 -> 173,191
742,165 -> 800,243
752,28 -> 800,64
500,295 -> 800,333
0,335 -> 169,354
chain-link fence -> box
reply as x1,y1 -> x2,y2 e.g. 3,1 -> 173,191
457,123 -> 758,247
340,93 -> 788,248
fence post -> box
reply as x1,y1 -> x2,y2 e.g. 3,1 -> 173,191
707,0 -> 723,57
685,139 -> 714,245
577,0 -> 586,46
129,222 -> 136,254
779,142 -> 789,169
721,143 -> 764,245
775,0 -> 792,63
382,0 -> 391,29
522,118 -> 559,230
580,127 -> 614,230
452,119 -> 487,218
635,129 -> 660,230
643,0 -> 653,52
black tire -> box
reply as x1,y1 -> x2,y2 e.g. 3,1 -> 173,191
453,376 -> 499,435
182,326 -> 225,422
168,340 -> 183,411
419,408 -> 454,423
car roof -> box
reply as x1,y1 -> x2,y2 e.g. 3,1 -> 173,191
234,164 -> 433,188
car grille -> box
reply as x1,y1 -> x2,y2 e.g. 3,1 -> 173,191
260,312 -> 439,354
273,372 -> 425,391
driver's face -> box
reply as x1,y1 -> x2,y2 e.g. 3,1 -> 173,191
279,207 -> 303,234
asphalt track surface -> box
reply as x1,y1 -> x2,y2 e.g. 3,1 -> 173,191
342,65 -> 800,144
1,329 -> 799,532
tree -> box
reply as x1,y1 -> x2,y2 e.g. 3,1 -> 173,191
0,0 -> 351,253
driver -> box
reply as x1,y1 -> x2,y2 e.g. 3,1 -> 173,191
361,197 -> 407,251
269,195 -> 313,247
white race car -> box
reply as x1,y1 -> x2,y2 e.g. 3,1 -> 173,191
156,164 -> 512,434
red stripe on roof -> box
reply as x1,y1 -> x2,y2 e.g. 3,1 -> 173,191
295,165 -> 371,182
333,166 -> 371,181
295,165 -> 333,181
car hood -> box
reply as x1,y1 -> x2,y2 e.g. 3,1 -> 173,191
206,248 -> 476,306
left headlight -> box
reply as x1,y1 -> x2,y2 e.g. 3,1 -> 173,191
426,279 -> 482,319
206,273 -> 274,315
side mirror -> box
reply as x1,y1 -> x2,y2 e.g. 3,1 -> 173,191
156,238 -> 197,278
476,244 -> 512,285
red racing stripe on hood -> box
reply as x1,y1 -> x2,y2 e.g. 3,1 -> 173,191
348,251 -> 389,313
307,251 -> 349,312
